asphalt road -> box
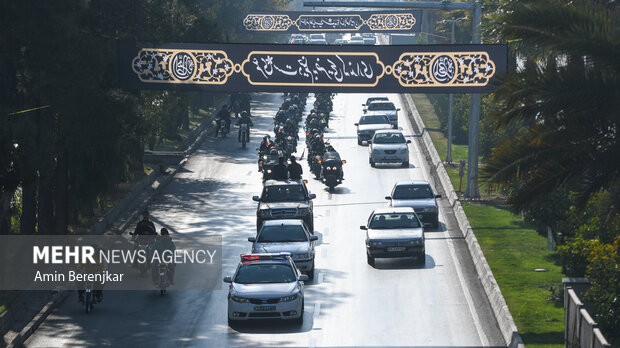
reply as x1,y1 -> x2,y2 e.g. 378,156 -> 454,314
26,92 -> 505,347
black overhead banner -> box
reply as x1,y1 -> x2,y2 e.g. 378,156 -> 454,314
118,42 -> 507,94
238,11 -> 422,33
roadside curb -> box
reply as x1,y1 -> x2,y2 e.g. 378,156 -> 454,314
5,291 -> 69,348
401,94 -> 525,348
2,97 -> 229,348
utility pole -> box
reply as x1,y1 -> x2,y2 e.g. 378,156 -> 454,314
446,17 -> 455,164
304,0 -> 484,198
465,1 -> 481,199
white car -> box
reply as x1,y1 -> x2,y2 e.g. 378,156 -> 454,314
309,33 -> 327,45
249,220 -> 318,279
355,114 -> 393,145
368,129 -> 411,167
364,100 -> 400,129
362,33 -> 376,45
224,253 -> 307,325
386,181 -> 441,228
361,207 -> 425,266
348,36 -> 365,45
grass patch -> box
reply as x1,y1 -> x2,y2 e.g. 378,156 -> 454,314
464,203 -> 565,348
412,93 -> 565,348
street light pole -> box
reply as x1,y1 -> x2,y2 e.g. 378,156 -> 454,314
465,1 -> 481,199
446,17 -> 455,164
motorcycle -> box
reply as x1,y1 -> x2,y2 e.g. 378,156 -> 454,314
239,123 -> 249,148
155,262 -> 171,295
132,238 -> 151,276
320,157 -> 346,191
83,277 -> 95,313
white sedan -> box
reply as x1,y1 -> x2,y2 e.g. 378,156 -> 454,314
368,129 -> 411,167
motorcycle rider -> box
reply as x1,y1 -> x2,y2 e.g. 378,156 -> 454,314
237,111 -> 253,142
275,110 -> 288,125
259,134 -> 272,153
283,119 -> 298,139
77,244 -> 106,303
287,155 -> 303,180
214,105 -> 231,137
272,157 -> 288,181
149,228 -> 176,285
130,210 -> 157,268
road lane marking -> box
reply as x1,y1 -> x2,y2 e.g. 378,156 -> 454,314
313,302 -> 321,317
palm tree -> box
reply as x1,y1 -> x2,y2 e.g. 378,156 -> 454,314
482,0 -> 620,210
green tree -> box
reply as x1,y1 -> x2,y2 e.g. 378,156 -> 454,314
481,0 -> 620,210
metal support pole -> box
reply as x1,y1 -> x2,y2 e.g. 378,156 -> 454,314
465,1 -> 481,199
446,17 -> 455,164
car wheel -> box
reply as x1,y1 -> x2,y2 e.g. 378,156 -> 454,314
357,138 -> 362,145
307,261 -> 315,280
228,316 -> 239,327
367,254 -> 375,267
294,300 -> 304,324
370,159 -> 376,168
402,161 -> 409,167
418,254 -> 426,266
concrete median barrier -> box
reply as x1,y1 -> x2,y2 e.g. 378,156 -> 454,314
401,93 -> 525,348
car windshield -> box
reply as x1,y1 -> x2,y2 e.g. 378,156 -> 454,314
359,115 -> 390,125
262,185 -> 307,202
309,34 -> 324,40
258,225 -> 308,243
234,264 -> 296,284
373,133 -> 405,144
369,213 -> 421,229
392,185 -> 434,199
368,102 -> 396,111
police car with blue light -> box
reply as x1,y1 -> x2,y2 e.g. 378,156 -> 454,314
223,253 -> 307,325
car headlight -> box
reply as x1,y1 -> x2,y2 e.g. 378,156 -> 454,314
293,253 -> 312,260
369,241 -> 383,247
267,169 -> 272,173
400,148 -> 408,153
297,208 -> 308,215
373,149 -> 380,154
280,293 -> 299,302
408,239 -> 422,245
427,206 -> 438,213
259,210 -> 270,217
231,295 -> 250,303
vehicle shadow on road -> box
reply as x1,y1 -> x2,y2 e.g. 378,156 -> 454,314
371,254 -> 436,270
228,318 -> 312,334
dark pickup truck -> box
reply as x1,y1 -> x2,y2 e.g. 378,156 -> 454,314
253,180 -> 316,232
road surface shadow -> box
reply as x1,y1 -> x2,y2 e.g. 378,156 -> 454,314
371,254 -> 436,270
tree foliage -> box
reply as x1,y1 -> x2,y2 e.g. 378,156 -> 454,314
0,0 -> 286,234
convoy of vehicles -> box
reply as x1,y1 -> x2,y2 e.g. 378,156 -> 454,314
222,92 -> 441,326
